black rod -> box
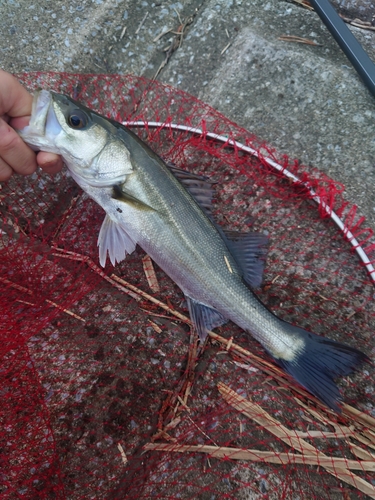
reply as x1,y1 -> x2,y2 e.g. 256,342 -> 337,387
309,0 -> 375,98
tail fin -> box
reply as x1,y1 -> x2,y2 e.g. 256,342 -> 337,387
273,326 -> 370,412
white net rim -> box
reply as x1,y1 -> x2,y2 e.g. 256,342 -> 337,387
123,120 -> 375,286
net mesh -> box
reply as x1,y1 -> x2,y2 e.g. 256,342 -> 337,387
1,72 -> 375,499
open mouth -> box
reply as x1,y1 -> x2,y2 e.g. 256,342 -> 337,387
30,89 -> 52,134
18,90 -> 63,153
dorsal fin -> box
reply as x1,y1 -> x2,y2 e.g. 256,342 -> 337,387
167,164 -> 268,288
224,231 -> 268,289
167,164 -> 214,216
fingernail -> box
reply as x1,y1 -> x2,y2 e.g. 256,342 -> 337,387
41,160 -> 58,168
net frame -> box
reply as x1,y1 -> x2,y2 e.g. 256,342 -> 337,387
122,119 -> 375,285
0,72 -> 374,500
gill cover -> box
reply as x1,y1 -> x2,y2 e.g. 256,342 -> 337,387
49,92 -> 134,187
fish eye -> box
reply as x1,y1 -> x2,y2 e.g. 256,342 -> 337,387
67,110 -> 88,129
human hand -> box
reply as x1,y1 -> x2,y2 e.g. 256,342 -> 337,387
0,70 -> 63,181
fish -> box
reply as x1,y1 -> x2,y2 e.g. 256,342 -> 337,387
19,89 -> 369,412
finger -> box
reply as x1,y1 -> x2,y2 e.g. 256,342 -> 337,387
0,157 -> 12,181
0,70 -> 33,118
9,115 -> 30,130
37,152 -> 64,174
0,118 -> 37,176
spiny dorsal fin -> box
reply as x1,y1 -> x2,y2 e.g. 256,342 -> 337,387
167,164 -> 214,216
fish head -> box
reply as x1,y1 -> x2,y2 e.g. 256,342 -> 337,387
19,90 -> 133,187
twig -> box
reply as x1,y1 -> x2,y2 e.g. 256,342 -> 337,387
349,21 -> 375,32
153,13 -> 195,79
153,28 -> 173,42
292,0 -> 314,9
1,276 -> 85,322
177,395 -> 190,412
135,12 -> 149,34
45,299 -> 85,322
0,276 -> 32,295
295,397 -> 375,451
141,309 -> 176,321
221,42 -> 231,55
150,429 -> 177,443
117,443 -> 128,464
343,404 -> 375,429
362,429 -> 375,447
16,299 -> 35,306
295,429 -> 353,439
185,414 -> 220,447
318,294 -> 339,305
149,320 -> 163,334
347,441 -> 375,461
218,383 -> 375,499
111,274 -> 186,320
52,248 -> 141,301
143,443 -> 375,471
279,35 -> 322,46
142,254 -> 160,292
226,336 -> 233,351
346,310 -> 357,320
152,327 -> 198,440
173,7 -> 183,25
339,14 -> 375,32
119,26 -> 127,40
294,397 -> 339,426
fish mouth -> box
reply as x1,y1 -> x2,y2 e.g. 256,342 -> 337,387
33,90 -> 52,128
26,89 -> 53,136
18,90 -> 63,152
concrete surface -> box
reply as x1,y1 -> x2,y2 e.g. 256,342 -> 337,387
2,0 -> 375,230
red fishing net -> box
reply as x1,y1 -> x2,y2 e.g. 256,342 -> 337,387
1,72 -> 375,499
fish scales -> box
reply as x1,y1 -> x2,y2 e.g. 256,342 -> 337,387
18,90 -> 370,411
91,129 -> 290,355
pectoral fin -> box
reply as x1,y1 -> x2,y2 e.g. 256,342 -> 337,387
185,296 -> 227,342
112,184 -> 155,211
98,214 -> 137,267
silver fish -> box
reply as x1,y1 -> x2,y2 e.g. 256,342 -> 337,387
19,90 -> 369,411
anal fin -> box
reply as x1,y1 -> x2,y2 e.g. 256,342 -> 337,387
97,214 -> 137,267
185,296 -> 227,342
